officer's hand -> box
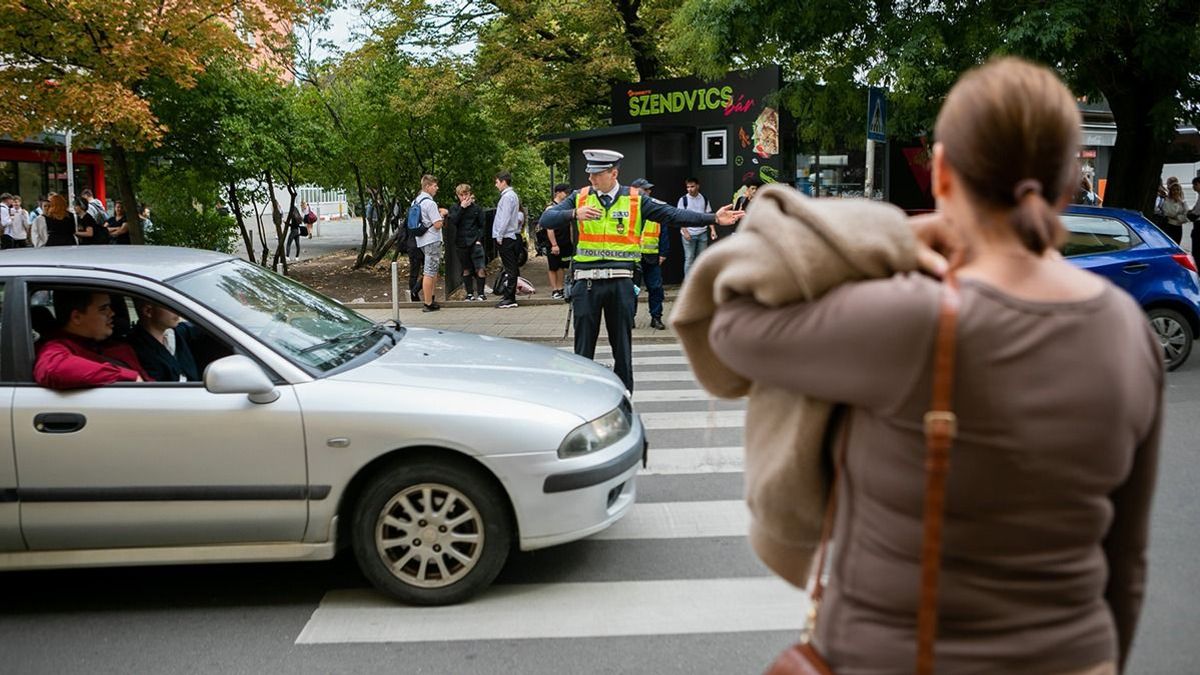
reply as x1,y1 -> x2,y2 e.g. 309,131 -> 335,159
659,256 -> 665,265
681,229 -> 691,241
576,205 -> 603,221
714,205 -> 744,226
551,245 -> 560,254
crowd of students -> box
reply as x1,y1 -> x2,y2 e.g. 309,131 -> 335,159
0,190 -> 151,249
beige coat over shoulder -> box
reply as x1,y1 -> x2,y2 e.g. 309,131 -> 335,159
670,184 -> 919,586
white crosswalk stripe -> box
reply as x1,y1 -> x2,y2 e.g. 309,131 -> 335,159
634,370 -> 698,383
640,410 -> 745,429
296,579 -> 807,644
632,389 -> 720,403
588,500 -> 748,540
295,338 -> 789,654
558,344 -> 684,354
640,446 -> 744,474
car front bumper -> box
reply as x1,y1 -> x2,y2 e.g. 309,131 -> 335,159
485,415 -> 645,552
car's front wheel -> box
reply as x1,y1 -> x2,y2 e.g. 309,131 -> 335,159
1148,307 -> 1193,371
352,459 -> 512,605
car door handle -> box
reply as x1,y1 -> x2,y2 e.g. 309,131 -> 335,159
33,413 -> 88,434
1122,263 -> 1150,273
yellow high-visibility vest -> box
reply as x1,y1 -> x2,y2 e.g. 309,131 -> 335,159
573,186 -> 644,263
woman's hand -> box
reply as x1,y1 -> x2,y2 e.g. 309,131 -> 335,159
908,212 -> 959,278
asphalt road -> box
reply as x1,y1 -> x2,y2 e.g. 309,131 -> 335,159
1,345 -> 1197,674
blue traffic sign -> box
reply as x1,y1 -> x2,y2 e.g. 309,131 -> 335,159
867,87 -> 887,142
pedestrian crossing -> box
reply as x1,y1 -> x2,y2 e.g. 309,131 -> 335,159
296,341 -> 809,655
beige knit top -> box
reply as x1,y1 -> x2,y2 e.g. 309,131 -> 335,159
710,272 -> 1162,673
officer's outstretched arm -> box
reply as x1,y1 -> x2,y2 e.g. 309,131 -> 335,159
537,192 -> 580,230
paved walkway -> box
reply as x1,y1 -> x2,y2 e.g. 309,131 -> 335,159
358,300 -> 679,343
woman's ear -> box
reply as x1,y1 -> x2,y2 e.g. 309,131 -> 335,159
931,143 -> 952,201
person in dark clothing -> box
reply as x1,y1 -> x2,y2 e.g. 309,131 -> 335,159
630,178 -> 670,329
73,196 -> 108,245
720,176 -> 761,241
285,205 -> 303,261
42,193 -> 77,246
542,183 -> 574,299
106,201 -> 131,244
129,300 -> 201,382
447,184 -> 488,301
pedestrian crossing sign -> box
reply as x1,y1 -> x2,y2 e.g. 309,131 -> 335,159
867,87 -> 887,142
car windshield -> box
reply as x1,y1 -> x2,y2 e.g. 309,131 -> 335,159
169,259 -> 386,372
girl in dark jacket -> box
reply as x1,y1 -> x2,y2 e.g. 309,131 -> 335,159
73,197 -> 108,245
447,184 -> 488,300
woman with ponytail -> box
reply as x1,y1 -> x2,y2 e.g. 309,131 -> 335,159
705,58 -> 1162,672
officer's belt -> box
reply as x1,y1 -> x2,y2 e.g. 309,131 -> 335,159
572,268 -> 634,280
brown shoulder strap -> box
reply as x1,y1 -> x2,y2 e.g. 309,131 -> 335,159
916,276 -> 960,675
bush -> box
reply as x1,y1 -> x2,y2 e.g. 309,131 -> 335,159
138,167 -> 237,253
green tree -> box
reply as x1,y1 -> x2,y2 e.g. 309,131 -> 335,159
0,0 -> 308,243
350,0 -> 686,144
670,0 -> 1200,212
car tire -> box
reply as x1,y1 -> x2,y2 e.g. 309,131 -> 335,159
351,459 -> 511,606
1148,307 -> 1193,372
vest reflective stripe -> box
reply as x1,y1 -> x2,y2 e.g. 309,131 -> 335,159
640,220 -> 661,254
573,186 -> 645,263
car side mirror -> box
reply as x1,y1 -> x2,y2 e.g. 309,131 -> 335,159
204,355 -> 280,404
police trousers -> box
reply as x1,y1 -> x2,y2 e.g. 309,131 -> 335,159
572,276 -> 636,392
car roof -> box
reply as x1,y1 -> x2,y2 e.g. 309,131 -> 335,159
0,246 -> 237,282
1063,204 -> 1147,220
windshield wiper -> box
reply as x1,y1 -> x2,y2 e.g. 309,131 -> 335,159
297,319 -> 400,355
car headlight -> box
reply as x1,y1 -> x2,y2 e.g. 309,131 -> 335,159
557,401 -> 633,459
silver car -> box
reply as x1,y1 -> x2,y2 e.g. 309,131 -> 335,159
0,247 -> 644,605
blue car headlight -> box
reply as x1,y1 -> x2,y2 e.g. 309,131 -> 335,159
557,402 -> 633,459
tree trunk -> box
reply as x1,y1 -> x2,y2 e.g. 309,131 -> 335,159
228,181 -> 254,263
353,166 -> 370,267
1101,91 -> 1173,216
109,141 -> 143,244
265,171 -> 287,272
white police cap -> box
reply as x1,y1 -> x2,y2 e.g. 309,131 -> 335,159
583,149 -> 623,174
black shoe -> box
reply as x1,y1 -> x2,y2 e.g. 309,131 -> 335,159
650,317 -> 666,330
429,301 -> 442,310
422,303 -> 440,313
410,292 -> 421,302
496,300 -> 518,309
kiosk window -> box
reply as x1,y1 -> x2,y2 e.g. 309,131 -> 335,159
701,130 -> 727,166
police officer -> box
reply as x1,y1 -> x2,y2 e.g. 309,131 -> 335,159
630,178 -> 667,330
539,150 -> 743,392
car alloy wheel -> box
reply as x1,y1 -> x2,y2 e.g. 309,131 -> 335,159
375,483 -> 483,588
352,460 -> 511,605
1148,307 -> 1193,372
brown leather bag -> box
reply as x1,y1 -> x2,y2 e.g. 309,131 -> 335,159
765,278 -> 961,675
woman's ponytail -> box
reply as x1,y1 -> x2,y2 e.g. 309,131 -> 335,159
1010,179 -> 1065,255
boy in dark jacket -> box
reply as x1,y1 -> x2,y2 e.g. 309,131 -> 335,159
446,184 -> 488,301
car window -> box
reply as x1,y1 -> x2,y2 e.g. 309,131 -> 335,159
1060,215 -> 1141,257
27,286 -> 235,386
169,259 -> 379,373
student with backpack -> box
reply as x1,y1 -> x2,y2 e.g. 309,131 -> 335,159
409,175 -> 448,312
676,177 -> 715,277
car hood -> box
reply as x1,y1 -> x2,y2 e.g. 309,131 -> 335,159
329,327 -> 627,422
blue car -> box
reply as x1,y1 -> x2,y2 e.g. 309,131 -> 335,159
1063,205 -> 1200,370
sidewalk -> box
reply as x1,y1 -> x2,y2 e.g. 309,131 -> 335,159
356,299 -> 680,344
